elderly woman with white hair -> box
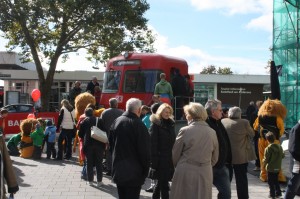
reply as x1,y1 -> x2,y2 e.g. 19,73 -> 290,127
221,106 -> 256,199
170,102 -> 219,199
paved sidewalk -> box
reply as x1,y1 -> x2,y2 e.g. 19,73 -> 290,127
6,151 -> 300,199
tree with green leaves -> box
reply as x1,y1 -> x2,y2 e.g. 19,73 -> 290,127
217,67 -> 233,75
200,65 -> 233,74
200,65 -> 217,74
0,0 -> 155,111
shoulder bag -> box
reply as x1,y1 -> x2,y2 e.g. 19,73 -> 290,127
69,111 -> 77,138
91,117 -> 108,143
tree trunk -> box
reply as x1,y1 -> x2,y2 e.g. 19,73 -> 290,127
39,82 -> 52,112
39,57 -> 57,112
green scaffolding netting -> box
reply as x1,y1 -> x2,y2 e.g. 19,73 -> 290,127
273,0 -> 300,128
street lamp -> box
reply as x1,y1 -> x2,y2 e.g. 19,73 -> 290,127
239,87 -> 242,107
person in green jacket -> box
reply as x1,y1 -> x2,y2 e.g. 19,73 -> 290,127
154,73 -> 173,105
30,122 -> 44,160
263,131 -> 284,199
7,133 -> 21,156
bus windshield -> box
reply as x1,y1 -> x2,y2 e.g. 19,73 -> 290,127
123,70 -> 161,93
103,71 -> 121,93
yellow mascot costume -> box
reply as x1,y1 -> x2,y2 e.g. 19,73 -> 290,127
253,99 -> 286,182
19,118 -> 38,158
72,92 -> 105,165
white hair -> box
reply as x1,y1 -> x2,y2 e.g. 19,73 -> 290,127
126,98 -> 142,112
205,99 -> 221,116
228,106 -> 242,119
184,102 -> 207,121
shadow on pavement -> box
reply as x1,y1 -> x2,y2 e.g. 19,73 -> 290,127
12,164 -> 32,187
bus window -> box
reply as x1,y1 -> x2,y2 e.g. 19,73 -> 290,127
123,70 -> 161,93
103,71 -> 121,93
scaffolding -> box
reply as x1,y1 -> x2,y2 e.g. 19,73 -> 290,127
273,0 -> 300,128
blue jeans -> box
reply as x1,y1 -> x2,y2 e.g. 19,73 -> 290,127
213,165 -> 231,199
233,163 -> 249,199
285,173 -> 300,199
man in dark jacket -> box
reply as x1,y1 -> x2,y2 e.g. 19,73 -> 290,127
69,81 -> 82,107
285,121 -> 300,199
205,99 -> 232,199
100,98 -> 124,176
86,76 -> 99,95
171,69 -> 187,120
109,98 -> 151,199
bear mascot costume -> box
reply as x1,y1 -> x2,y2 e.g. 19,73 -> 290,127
253,99 -> 287,182
19,118 -> 38,158
72,92 -> 105,166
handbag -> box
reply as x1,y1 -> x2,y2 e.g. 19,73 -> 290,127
246,135 -> 257,162
91,117 -> 108,143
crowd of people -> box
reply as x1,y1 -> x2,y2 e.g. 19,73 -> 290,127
2,73 -> 300,199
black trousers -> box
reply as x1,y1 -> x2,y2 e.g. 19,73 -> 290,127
32,145 -> 42,159
85,144 -> 104,182
253,136 -> 260,167
117,185 -> 141,199
46,142 -> 56,159
267,171 -> 281,197
233,163 -> 249,199
57,129 -> 73,159
153,179 -> 169,199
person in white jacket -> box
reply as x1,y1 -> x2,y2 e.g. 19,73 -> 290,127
55,99 -> 75,160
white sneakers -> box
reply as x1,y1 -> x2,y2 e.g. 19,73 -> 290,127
86,181 -> 103,187
87,181 -> 93,186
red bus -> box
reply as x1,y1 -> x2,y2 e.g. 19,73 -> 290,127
100,52 -> 189,109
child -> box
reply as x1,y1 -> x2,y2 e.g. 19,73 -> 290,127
30,122 -> 45,159
6,132 -> 21,156
44,120 -> 57,159
140,105 -> 150,120
263,131 -> 284,199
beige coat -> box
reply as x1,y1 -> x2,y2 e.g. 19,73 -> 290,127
221,118 -> 256,164
0,135 -> 19,199
170,121 -> 219,199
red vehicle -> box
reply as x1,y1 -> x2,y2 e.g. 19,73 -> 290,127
100,52 -> 189,109
1,104 -> 59,138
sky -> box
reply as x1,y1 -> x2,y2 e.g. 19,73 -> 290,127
0,0 -> 272,75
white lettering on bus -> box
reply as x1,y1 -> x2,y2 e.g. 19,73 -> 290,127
8,120 -> 23,127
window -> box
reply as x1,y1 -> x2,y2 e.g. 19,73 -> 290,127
103,71 -> 121,93
18,105 -> 33,112
123,70 -> 161,93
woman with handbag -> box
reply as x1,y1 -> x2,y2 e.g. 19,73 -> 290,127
78,107 -> 106,187
221,106 -> 256,199
149,103 -> 175,199
55,99 -> 76,160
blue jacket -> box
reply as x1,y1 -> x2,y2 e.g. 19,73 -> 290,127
44,126 -> 57,143
142,114 -> 151,130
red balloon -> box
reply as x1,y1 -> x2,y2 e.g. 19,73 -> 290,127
31,89 -> 41,102
27,113 -> 36,119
